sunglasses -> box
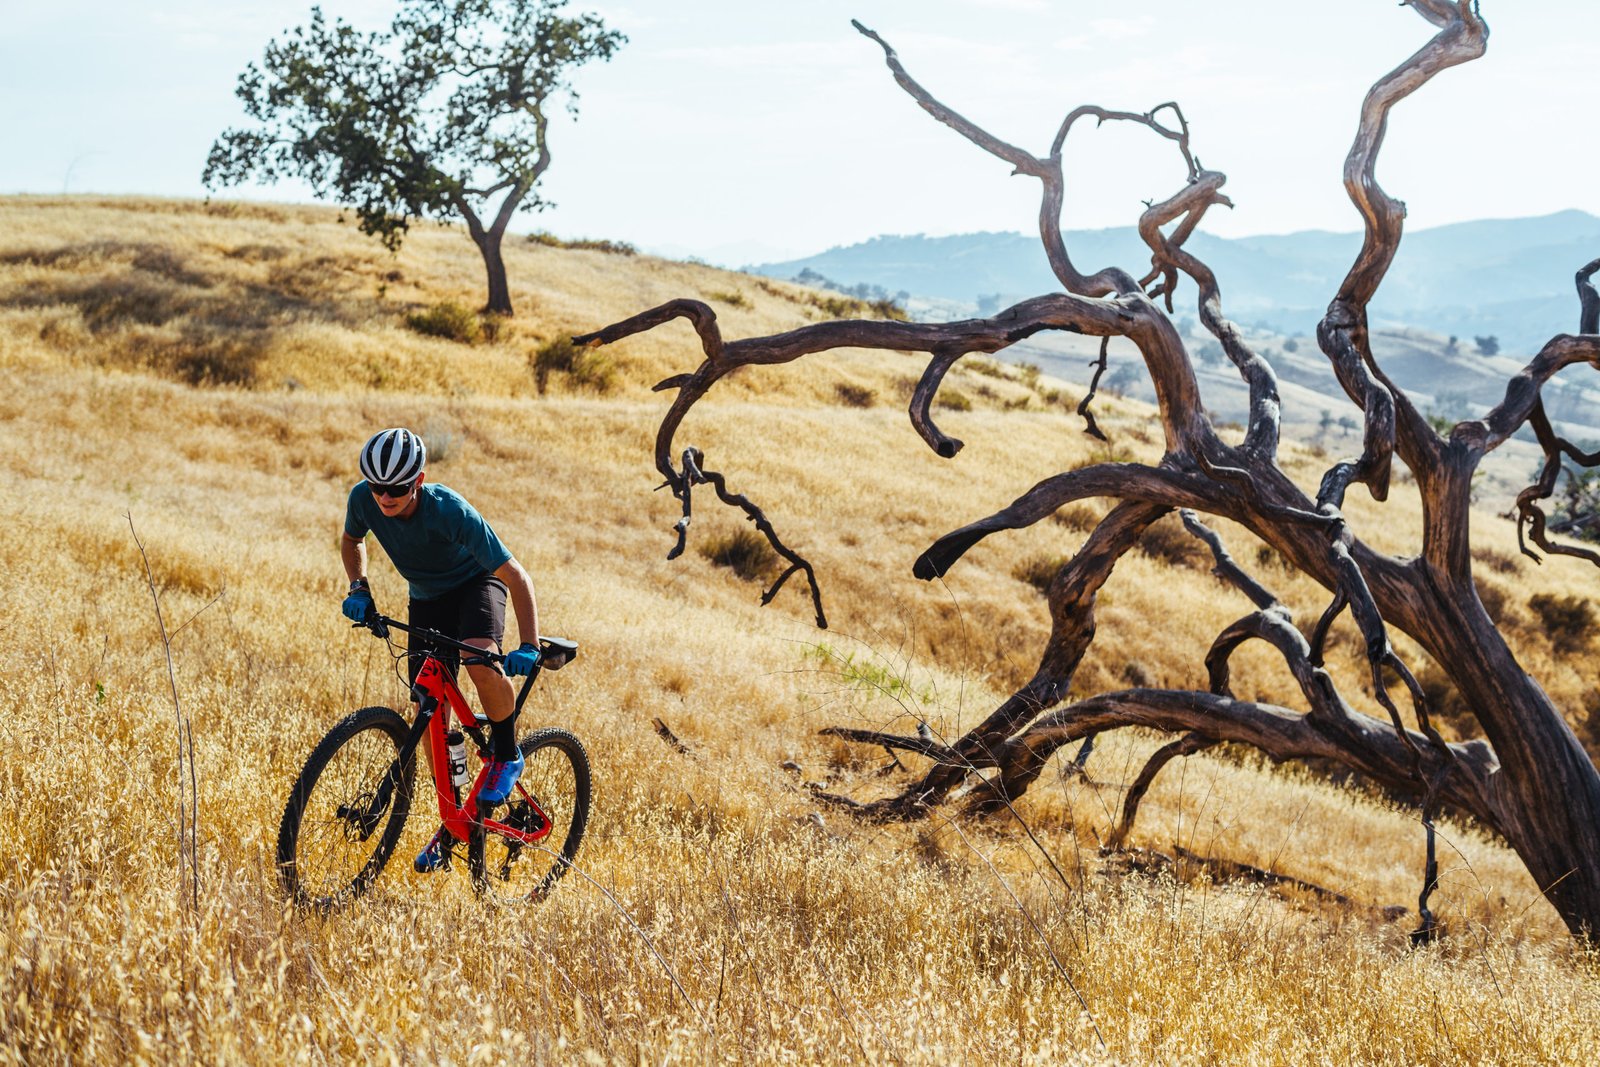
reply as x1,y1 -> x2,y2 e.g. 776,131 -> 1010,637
370,479 -> 417,499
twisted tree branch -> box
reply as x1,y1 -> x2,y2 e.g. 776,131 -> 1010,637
593,5 -> 1600,939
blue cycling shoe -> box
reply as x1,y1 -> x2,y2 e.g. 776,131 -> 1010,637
478,752 -> 525,805
414,826 -> 454,873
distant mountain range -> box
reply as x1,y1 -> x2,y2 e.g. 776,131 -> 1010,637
749,210 -> 1600,356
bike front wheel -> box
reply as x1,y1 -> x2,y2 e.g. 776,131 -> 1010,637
277,705 -> 415,910
469,727 -> 591,903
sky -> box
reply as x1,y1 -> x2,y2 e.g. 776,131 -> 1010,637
3,1 -> 1598,266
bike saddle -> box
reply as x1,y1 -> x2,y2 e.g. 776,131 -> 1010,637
538,637 -> 579,670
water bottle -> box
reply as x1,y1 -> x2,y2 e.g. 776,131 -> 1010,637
446,730 -> 470,788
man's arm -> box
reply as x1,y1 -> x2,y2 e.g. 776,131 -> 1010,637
493,557 -> 539,647
341,531 -> 368,584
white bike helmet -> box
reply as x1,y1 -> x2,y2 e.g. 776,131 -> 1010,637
360,428 -> 426,486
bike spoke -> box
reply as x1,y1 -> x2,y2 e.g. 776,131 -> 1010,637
280,712 -> 411,908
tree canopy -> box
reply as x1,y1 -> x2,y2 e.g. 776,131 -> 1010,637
204,0 -> 624,315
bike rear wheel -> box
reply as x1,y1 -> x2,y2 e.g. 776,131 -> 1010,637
469,727 -> 591,903
277,705 -> 415,910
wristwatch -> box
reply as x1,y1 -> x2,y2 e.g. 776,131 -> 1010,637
349,578 -> 370,593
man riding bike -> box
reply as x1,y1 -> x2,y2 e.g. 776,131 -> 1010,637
340,427 -> 542,873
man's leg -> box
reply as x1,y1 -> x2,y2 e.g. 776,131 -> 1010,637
463,638 -> 515,723
457,577 -> 522,803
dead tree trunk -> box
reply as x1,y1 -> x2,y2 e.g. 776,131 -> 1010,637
578,1 -> 1600,941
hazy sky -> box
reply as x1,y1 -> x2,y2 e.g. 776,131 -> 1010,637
4,1 -> 1597,264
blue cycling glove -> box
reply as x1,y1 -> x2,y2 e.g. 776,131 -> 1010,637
342,581 -> 375,623
504,642 -> 541,676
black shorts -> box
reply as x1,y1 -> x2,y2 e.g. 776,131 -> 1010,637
407,573 -> 507,686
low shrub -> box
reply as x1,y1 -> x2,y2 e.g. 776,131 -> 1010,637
1013,553 -> 1068,594
1579,689 -> 1600,758
776,287 -> 909,322
866,298 -> 909,321
1528,593 -> 1595,656
530,336 -> 618,395
801,643 -> 926,703
1138,515 -> 1207,569
1472,545 -> 1519,575
700,528 -> 777,581
707,290 -> 750,308
1411,658 -> 1478,739
1475,580 -> 1513,626
172,344 -> 260,387
1051,502 -> 1104,532
405,301 -> 481,344
834,382 -> 876,408
421,418 -> 461,465
936,389 -> 972,412
527,231 -> 636,255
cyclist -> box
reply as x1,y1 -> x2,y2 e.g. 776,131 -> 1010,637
339,427 -> 542,873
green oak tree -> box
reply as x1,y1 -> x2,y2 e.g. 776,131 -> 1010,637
204,0 -> 624,316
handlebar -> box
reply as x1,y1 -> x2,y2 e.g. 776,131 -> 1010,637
356,613 -> 579,674
356,612 -> 580,717
357,613 -> 502,661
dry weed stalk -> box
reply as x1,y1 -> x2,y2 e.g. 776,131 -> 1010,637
128,514 -> 201,915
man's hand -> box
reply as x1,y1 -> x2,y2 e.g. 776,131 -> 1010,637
342,579 -> 376,623
504,642 -> 541,676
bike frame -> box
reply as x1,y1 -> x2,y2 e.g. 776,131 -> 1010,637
370,616 -> 555,852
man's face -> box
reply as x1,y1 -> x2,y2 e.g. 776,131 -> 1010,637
372,471 -> 425,518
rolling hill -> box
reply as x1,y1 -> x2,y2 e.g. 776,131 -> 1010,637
4,195 -> 1600,1064
751,210 -> 1600,357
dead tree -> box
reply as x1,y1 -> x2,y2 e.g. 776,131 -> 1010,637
576,2 -> 1600,941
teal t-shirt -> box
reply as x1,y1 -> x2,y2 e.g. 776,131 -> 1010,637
345,482 -> 513,601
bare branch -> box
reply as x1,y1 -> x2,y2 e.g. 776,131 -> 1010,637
1317,3 -> 1488,502
818,726 -> 960,764
1471,335 -> 1600,454
851,19 -> 1040,176
680,447 -> 828,629
853,20 -> 1207,300
1511,404 -> 1600,567
914,463 -> 1224,581
1140,176 -> 1284,459
1579,255 -> 1600,334
909,344 -> 974,458
1076,337 -> 1111,441
1002,689 -> 1499,829
1105,733 -> 1217,849
573,298 -> 724,362
1494,259 -> 1600,566
1179,509 -> 1276,609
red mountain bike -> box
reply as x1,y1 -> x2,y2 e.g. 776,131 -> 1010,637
276,613 -> 590,910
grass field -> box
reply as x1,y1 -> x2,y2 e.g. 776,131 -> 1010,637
2,196 -> 1599,1064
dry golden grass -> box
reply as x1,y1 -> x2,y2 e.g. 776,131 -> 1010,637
3,197 -> 1600,1064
